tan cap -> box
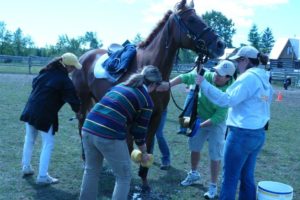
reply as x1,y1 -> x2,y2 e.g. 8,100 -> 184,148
229,46 -> 259,60
61,53 -> 82,69
213,60 -> 236,76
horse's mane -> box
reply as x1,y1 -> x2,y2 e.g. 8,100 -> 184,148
138,10 -> 173,49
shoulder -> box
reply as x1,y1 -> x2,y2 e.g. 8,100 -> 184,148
113,85 -> 142,99
235,70 -> 260,90
239,70 -> 256,81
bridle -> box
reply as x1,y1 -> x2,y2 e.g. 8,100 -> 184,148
172,8 -> 219,63
168,8 -> 218,111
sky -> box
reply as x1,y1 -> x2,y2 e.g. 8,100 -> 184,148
1,0 -> 299,48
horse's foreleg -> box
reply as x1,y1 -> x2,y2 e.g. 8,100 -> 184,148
138,166 -> 150,192
138,128 -> 156,192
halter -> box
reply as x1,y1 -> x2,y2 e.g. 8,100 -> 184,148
169,9 -> 212,116
172,8 -> 218,62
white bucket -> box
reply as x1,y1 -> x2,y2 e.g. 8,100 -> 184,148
257,181 -> 293,200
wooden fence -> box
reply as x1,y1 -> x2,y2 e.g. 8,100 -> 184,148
271,68 -> 300,87
1,54 -> 300,87
0,55 -> 52,73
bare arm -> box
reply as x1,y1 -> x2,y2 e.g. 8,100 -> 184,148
200,119 -> 213,128
156,76 -> 183,92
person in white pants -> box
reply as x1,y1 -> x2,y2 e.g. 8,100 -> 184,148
22,124 -> 55,183
20,53 -> 81,185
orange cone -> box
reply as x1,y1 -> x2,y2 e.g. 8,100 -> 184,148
276,92 -> 283,101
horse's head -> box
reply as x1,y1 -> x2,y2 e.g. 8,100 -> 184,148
171,0 -> 226,59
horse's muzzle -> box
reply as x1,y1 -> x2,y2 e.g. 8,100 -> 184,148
209,39 -> 226,59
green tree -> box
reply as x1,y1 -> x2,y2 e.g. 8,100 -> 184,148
131,33 -> 144,45
260,27 -> 275,54
81,31 -> 102,49
202,10 -> 236,48
12,28 -> 34,56
178,49 -> 197,64
0,21 -> 14,55
55,35 -> 82,56
248,24 -> 261,50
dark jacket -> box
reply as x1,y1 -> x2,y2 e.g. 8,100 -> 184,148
20,65 -> 80,134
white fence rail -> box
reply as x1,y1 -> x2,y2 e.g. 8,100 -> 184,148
271,68 -> 300,87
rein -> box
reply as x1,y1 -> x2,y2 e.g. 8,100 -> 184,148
165,8 -> 212,113
170,54 -> 208,111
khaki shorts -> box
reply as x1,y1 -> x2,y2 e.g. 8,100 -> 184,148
188,122 -> 226,160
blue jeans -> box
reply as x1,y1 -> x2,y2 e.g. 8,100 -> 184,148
219,126 -> 265,200
179,89 -> 194,132
151,110 -> 170,165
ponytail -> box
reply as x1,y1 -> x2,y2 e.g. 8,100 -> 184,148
248,52 -> 269,67
40,57 -> 64,73
258,53 -> 269,65
124,65 -> 162,88
123,74 -> 145,88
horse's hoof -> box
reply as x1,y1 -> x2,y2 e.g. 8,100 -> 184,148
141,185 -> 151,193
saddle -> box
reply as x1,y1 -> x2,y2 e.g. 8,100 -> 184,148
102,40 -> 136,81
107,43 -> 123,56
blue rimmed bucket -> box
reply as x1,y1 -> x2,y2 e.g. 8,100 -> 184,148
257,181 -> 293,200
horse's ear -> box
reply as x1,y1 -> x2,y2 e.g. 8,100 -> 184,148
189,0 -> 194,8
176,0 -> 187,11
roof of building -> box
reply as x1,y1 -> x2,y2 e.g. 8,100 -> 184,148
269,38 -> 300,60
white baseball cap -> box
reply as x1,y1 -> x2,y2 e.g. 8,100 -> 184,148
213,60 -> 236,76
61,53 -> 82,69
229,46 -> 259,60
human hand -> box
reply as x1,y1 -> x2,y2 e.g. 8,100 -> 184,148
141,153 -> 154,168
156,81 -> 170,92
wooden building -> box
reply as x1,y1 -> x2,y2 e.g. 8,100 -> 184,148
269,38 -> 300,70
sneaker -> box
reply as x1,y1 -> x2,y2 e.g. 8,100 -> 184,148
36,174 -> 59,185
204,184 -> 217,199
160,164 -> 171,170
180,171 -> 201,186
22,165 -> 34,177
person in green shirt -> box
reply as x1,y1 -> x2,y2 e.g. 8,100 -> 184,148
157,60 -> 236,199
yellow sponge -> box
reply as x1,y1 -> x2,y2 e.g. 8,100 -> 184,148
130,149 -> 154,168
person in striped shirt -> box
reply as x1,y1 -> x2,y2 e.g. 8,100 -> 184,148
79,65 -> 163,200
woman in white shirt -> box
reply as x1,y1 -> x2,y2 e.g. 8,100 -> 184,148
196,46 -> 273,200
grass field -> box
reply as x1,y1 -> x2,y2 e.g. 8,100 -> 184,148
0,73 -> 299,200
0,65 -> 42,74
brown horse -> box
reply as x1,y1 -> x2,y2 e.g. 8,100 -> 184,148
72,0 -> 225,191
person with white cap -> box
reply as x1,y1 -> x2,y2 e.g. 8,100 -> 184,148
196,46 -> 273,200
156,60 -> 236,199
20,52 -> 82,185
